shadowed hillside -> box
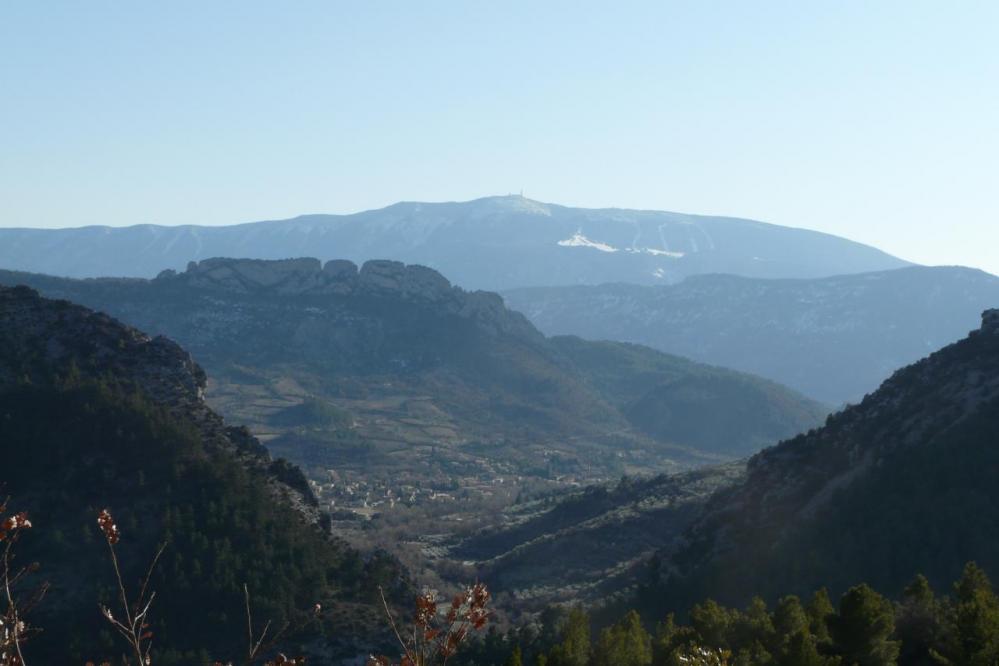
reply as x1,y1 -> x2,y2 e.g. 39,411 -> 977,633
0,259 -> 825,492
640,307 -> 999,617
505,266 -> 999,403
0,285 -> 405,663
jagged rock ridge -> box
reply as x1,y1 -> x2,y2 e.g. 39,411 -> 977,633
0,284 -> 320,518
164,257 -> 531,337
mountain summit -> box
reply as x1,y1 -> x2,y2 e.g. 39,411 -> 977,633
0,196 -> 909,289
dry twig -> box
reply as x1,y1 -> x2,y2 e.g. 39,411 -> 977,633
96,508 -> 166,666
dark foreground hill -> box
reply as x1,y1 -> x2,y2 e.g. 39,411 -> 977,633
0,195 -> 908,288
640,307 -> 999,616
0,259 -> 825,492
0,286 -> 402,663
504,265 -> 999,404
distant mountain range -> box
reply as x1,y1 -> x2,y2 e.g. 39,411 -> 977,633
0,195 -> 909,289
504,266 -> 999,404
0,258 -> 825,487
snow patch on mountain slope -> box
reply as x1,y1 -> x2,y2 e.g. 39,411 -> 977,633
625,248 -> 686,258
645,248 -> 685,258
558,232 -> 619,253
557,231 -> 683,257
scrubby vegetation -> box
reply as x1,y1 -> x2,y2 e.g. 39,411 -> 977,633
10,473 -> 999,666
5,262 -> 999,666
2,497 -> 491,665
0,378 -> 405,664
452,563 -> 999,666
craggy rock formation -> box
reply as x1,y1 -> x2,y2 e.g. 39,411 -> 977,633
166,257 -> 535,338
0,285 -> 408,661
0,285 -> 320,517
983,308 -> 999,332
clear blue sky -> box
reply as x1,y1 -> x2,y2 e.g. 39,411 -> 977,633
2,2 -> 997,274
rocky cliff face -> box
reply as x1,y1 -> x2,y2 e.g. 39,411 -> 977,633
0,284 -> 320,517
983,308 -> 999,332
162,257 -> 536,338
0,284 -> 206,404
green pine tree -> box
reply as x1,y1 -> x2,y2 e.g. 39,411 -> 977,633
806,588 -> 835,644
895,573 -> 944,665
731,597 -> 774,654
547,607 -> 591,666
504,644 -> 523,666
592,610 -> 652,666
778,630 -> 836,666
827,584 -> 899,666
652,614 -> 678,666
936,562 -> 999,665
772,596 -> 809,646
691,599 -> 736,648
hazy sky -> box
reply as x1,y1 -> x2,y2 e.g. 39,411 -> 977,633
2,2 -> 997,274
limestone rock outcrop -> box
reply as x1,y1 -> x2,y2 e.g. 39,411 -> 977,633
982,309 -> 999,333
0,285 -> 321,518
159,257 -> 539,338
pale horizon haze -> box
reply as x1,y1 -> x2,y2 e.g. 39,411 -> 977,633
2,2 -> 997,275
